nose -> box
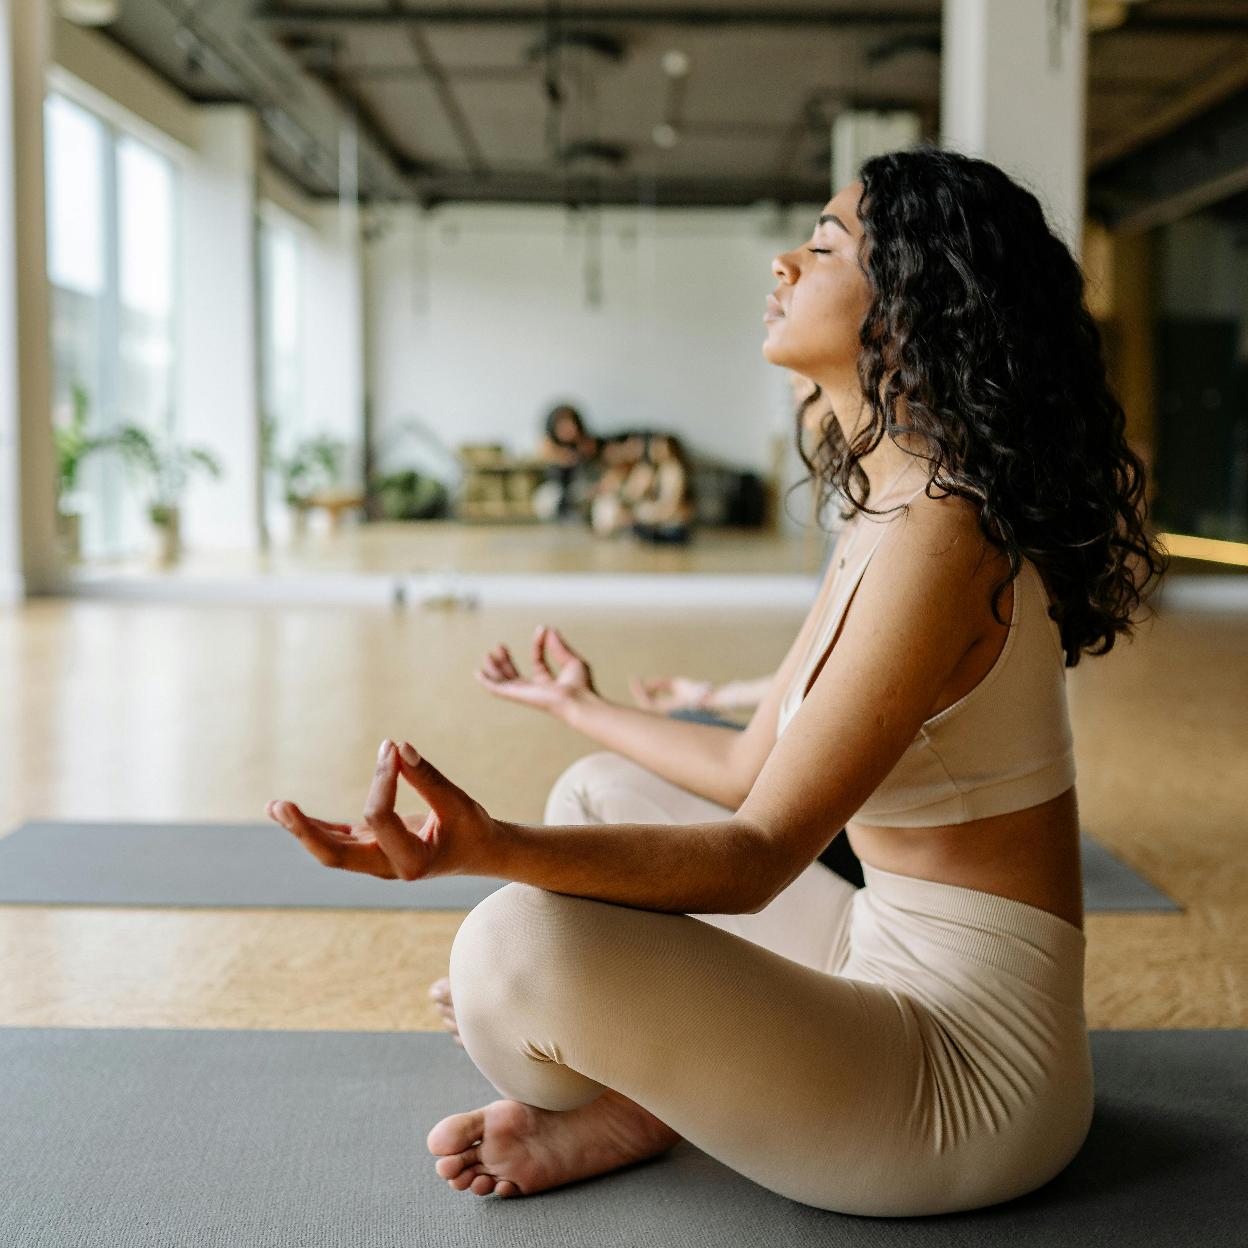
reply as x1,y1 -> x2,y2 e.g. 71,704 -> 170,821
772,249 -> 799,283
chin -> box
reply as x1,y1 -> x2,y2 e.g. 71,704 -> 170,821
762,333 -> 795,368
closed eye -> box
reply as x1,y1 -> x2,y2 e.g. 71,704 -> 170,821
807,247 -> 832,255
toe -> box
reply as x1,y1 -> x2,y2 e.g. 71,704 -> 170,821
496,1179 -> 520,1198
426,1108 -> 484,1156
470,1173 -> 497,1196
434,1146 -> 479,1180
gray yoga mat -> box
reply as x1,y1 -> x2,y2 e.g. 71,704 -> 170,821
0,1026 -> 1242,1247
0,818 -> 1181,912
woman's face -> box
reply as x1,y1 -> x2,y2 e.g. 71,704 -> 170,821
554,412 -> 580,441
763,181 -> 873,391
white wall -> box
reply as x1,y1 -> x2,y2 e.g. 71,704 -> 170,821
365,201 -> 824,525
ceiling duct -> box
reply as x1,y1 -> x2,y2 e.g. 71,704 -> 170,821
865,33 -> 940,66
524,29 -> 627,65
557,139 -> 628,168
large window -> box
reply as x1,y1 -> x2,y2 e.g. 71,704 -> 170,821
44,92 -> 177,561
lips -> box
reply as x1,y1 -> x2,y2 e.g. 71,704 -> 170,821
765,295 -> 786,319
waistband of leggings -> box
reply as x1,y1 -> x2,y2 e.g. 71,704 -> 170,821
860,862 -> 1086,997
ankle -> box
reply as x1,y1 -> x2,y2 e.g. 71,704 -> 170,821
595,1088 -> 681,1147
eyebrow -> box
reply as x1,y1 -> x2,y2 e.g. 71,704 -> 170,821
817,213 -> 852,236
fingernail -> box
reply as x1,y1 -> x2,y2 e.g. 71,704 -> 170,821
399,742 -> 419,765
378,738 -> 391,761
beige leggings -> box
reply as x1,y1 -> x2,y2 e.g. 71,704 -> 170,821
449,751 -> 1095,1217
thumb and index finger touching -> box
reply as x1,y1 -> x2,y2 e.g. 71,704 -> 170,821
530,622 -> 580,678
392,739 -> 460,809
367,740 -> 453,829
364,739 -> 464,879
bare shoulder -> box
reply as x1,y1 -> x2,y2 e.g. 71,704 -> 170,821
890,488 -> 1010,586
860,488 -> 1012,648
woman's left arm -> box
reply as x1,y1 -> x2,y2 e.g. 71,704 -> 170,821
483,813 -> 768,915
269,739 -> 771,915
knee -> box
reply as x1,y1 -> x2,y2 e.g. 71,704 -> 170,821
449,881 -> 591,1019
542,749 -> 639,824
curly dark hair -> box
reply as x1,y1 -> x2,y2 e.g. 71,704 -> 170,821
544,404 -> 587,446
791,143 -> 1168,667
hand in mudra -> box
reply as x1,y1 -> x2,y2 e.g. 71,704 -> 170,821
475,625 -> 597,713
265,740 -> 492,881
629,674 -> 715,712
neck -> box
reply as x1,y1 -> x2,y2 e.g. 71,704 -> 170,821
811,378 -> 928,502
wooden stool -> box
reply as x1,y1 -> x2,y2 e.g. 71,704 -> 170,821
304,491 -> 365,534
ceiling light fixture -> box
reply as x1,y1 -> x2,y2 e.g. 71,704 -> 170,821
652,123 -> 678,150
655,49 -> 689,148
661,49 -> 689,78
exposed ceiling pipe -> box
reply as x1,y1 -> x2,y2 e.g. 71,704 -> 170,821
153,0 -> 407,200
250,6 -> 941,30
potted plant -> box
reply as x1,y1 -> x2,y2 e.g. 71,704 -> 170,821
368,468 -> 449,521
103,423 -> 224,567
52,382 -> 113,563
275,431 -> 346,538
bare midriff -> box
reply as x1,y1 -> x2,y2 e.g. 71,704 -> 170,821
847,787 -> 1085,933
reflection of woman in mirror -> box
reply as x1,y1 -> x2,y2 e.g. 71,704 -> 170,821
631,434 -> 696,544
535,404 -> 600,520
587,434 -> 645,536
268,147 -> 1166,1213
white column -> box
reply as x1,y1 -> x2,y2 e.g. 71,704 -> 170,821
941,0 -> 1088,260
177,105 -> 263,551
0,0 -> 59,603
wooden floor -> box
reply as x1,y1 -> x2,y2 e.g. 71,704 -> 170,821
0,573 -> 1244,1036
73,518 -> 833,578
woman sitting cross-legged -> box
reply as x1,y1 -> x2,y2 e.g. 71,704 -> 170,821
267,145 -> 1165,1215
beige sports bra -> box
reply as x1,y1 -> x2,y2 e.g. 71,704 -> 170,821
776,501 -> 1077,828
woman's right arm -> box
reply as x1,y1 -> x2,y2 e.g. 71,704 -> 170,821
555,694 -> 753,809
559,587 -> 828,808
477,565 -> 834,810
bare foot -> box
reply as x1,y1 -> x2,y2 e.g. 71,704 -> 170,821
427,1087 -> 682,1198
428,976 -> 464,1047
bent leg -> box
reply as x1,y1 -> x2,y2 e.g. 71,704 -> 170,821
542,750 -> 857,974
449,879 -> 930,1214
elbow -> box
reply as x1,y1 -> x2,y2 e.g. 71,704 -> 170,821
734,816 -> 785,915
